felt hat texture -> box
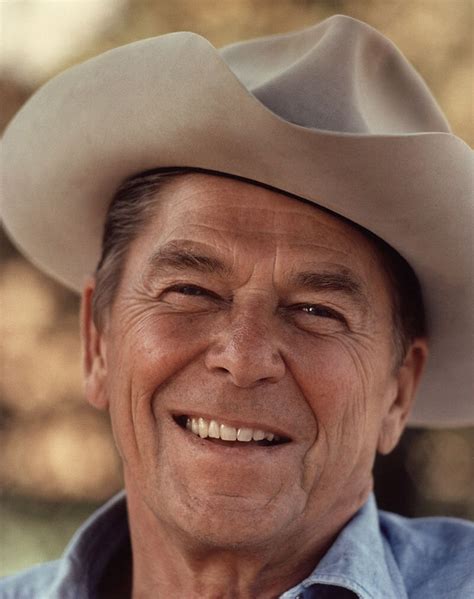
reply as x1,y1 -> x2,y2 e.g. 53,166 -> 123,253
1,15 -> 473,426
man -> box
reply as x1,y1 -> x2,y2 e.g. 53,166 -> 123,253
1,14 -> 473,599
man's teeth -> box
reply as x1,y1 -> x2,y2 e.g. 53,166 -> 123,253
185,417 -> 279,443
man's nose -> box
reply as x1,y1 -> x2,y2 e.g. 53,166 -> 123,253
204,307 -> 286,388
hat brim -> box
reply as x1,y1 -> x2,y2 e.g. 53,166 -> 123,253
1,32 -> 473,426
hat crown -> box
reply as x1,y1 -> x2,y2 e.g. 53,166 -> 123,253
220,15 -> 450,134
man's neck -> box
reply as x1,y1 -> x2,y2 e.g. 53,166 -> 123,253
123,484 -> 369,599
129,526 -> 326,599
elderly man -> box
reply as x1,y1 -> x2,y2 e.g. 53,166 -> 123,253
1,14 -> 473,599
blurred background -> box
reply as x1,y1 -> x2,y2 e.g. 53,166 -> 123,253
1,0 -> 473,577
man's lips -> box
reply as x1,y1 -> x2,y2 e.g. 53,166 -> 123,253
173,414 -> 292,446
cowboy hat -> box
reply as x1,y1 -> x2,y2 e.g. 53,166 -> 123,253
1,15 -> 472,426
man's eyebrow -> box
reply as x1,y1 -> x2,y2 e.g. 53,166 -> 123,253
144,245 -> 368,306
290,269 -> 369,306
145,242 -> 231,277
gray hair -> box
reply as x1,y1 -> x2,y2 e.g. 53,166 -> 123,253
92,168 -> 426,366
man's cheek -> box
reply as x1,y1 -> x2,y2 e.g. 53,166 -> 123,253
297,354 -> 371,490
131,314 -> 213,379
299,395 -> 356,493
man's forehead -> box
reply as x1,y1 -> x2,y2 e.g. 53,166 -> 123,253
153,172 -> 375,251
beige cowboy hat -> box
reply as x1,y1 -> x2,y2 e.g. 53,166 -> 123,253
1,15 -> 472,427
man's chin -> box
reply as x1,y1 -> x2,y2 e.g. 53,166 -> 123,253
159,485 -> 297,550
175,503 -> 288,550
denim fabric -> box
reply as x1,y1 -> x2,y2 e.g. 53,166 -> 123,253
1,492 -> 473,598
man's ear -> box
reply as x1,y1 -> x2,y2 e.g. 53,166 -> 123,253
80,277 -> 109,411
377,339 -> 429,455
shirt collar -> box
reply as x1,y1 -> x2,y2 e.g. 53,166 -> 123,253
281,494 -> 406,599
50,490 -> 129,598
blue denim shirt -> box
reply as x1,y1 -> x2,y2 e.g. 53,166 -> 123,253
1,492 -> 473,598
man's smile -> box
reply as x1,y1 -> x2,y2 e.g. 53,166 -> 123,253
172,413 -> 292,448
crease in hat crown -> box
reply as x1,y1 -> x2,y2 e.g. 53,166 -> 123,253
0,15 -> 473,427
220,15 -> 451,134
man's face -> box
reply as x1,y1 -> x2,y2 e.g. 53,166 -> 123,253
84,173 -> 421,550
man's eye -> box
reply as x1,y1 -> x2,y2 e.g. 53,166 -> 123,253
294,304 -> 348,326
164,284 -> 220,301
170,285 -> 208,296
300,305 -> 337,318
